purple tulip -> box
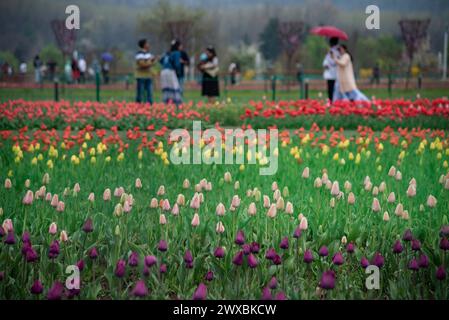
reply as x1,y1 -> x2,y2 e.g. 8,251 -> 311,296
159,263 -> 167,274
66,288 -> 81,299
371,252 -> 384,268
293,226 -> 302,239
232,251 -> 244,266
439,238 -> 449,251
48,240 -> 60,259
402,229 -> 413,242
318,246 -> 329,257
158,240 -> 168,252
205,270 -> 214,281
76,259 -> 85,272
26,247 -> 39,263
242,244 -> 251,255
332,252 -> 344,266
248,253 -> 258,268
235,230 -> 245,245
418,254 -> 429,268
143,264 -> 150,277
436,266 -> 446,280
273,254 -> 282,265
440,225 -> 449,238
346,242 -> 355,254
319,270 -> 336,290
47,281 -> 64,300
30,280 -> 43,295
132,280 -> 148,297
408,258 -> 419,271
250,242 -> 260,254
184,250 -> 193,264
303,249 -> 313,264
275,292 -> 287,300
268,276 -> 277,289
89,247 -> 98,260
214,247 -> 225,259
144,255 -> 157,267
82,218 -> 94,233
411,239 -> 421,251
22,241 -> 32,256
0,226 -> 5,238
280,237 -> 289,250
261,287 -> 272,300
128,251 -> 139,267
4,231 -> 15,245
265,248 -> 277,260
392,240 -> 404,254
193,283 -> 207,300
360,257 -> 369,269
22,231 -> 31,244
115,259 -> 126,278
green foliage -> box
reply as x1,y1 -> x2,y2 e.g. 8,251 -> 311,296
40,44 -> 64,67
0,51 -> 19,70
259,18 -> 282,62
301,36 -> 329,70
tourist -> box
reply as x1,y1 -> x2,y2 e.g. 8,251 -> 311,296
135,39 -> 156,104
160,40 -> 182,106
199,46 -> 220,103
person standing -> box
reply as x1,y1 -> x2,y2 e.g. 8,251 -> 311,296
322,37 -> 339,102
160,40 -> 182,106
331,44 -> 368,101
199,46 -> 220,103
78,55 -> 87,83
135,39 -> 156,104
178,41 -> 190,97
71,58 -> 80,83
33,55 -> 42,84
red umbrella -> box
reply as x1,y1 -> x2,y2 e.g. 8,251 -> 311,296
310,26 -> 348,41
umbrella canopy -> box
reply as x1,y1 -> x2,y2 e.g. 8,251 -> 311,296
101,52 -> 113,62
310,26 -> 348,41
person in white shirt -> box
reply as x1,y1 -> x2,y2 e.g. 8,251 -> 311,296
322,37 -> 339,102
78,56 -> 87,83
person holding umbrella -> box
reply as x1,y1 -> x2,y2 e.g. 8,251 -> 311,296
322,37 -> 339,102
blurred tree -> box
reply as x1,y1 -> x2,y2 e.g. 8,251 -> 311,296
300,36 -> 328,70
0,50 -> 19,71
259,18 -> 281,62
40,44 -> 64,67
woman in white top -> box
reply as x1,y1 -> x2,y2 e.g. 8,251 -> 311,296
331,44 -> 368,102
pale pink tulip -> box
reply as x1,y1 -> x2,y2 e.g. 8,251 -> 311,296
271,181 -> 279,191
371,198 -> 381,212
406,185 -> 416,197
322,173 -> 329,184
387,192 -> 396,203
49,222 -> 57,235
402,210 -> 410,220
299,217 -> 308,230
198,192 -> 204,203
162,199 -> 171,211
395,171 -> 402,181
191,213 -> 200,227
285,201 -> 293,214
60,230 -> 68,242
231,195 -> 240,208
25,179 -> 31,188
4,178 -> 12,189
205,182 -> 212,191
23,190 -> 34,205
364,176 -> 371,186
329,198 -> 335,208
183,179 -> 190,189
216,203 -> 226,216
157,185 -> 165,196
383,211 -> 390,221
388,166 -> 396,177
42,173 -> 50,185
266,204 -> 277,218
216,221 -> 225,234
348,192 -> 355,205
103,189 -> 111,201
73,183 -> 80,193
150,198 -> 158,208
302,167 -> 310,179
51,194 -> 59,207
344,181 -> 352,192
330,181 -> 340,196
3,219 -> 13,232
172,203 -> 179,216
123,201 -> 132,213
246,189 -> 253,197
427,195 -> 437,207
135,178 -> 142,189
224,172 -> 232,183
248,202 -> 257,216
56,201 -> 65,212
276,197 -> 285,210
88,193 -> 95,202
314,177 -> 322,188
190,194 -> 200,210
378,182 -> 386,193
114,203 -> 123,216
159,214 -> 167,225
372,186 -> 379,196
273,189 -> 281,201
341,236 -> 347,245
364,181 -> 373,192
195,184 -> 202,193
200,179 -> 208,189
45,192 -> 52,201
234,181 -> 240,190
394,203 -> 404,216
263,195 -> 271,208
409,178 -> 416,186
177,194 -> 185,206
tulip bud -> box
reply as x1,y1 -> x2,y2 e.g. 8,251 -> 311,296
114,225 -> 121,237
224,172 -> 232,183
183,179 -> 190,189
348,192 -> 355,205
103,188 -> 111,201
406,185 -> 416,197
271,181 -> 278,191
157,185 -> 165,196
25,179 -> 31,188
267,204 -> 277,218
191,213 -> 200,227
276,197 -> 285,210
190,194 -> 200,210
56,201 -> 65,212
248,202 -> 257,216
330,181 -> 340,196
114,203 -> 123,217
341,236 -> 347,245
371,198 -> 381,212
263,195 -> 271,208
60,230 -> 68,242
159,214 -> 167,225
372,186 -> 379,196
51,194 -> 59,207
388,166 -> 396,177
162,199 -> 170,211
273,189 -> 281,201
88,193 -> 95,202
402,210 -> 410,220
2,219 -> 13,232
4,178 -> 12,189
282,186 -> 289,198
216,221 -> 225,234
344,181 -> 352,192
254,189 -> 261,202
395,203 -> 404,216
45,192 -> 52,201
387,192 -> 396,203
395,171 -> 402,181
285,201 -> 293,214
73,183 -> 80,193
216,203 -> 226,216
49,222 -> 57,235
383,211 -> 390,221
231,195 -> 240,208
123,200 -> 132,213
427,195 -> 437,208
23,190 -> 34,205
378,181 -> 386,193
299,217 -> 308,230
150,198 -> 158,208
314,178 -> 322,188
177,194 -> 185,206
234,181 -> 240,190
172,203 -> 179,216
302,167 -> 310,179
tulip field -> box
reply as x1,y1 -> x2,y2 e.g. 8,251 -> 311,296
1,98 -> 449,300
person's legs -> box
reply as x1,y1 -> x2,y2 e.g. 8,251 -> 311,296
178,76 -> 184,97
145,78 -> 153,104
136,78 -> 144,103
327,80 -> 335,101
